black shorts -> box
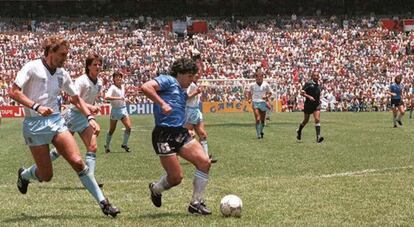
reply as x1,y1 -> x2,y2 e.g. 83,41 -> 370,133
151,126 -> 193,156
303,102 -> 321,114
391,99 -> 403,108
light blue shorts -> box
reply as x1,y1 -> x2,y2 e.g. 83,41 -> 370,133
253,101 -> 268,112
63,109 -> 89,133
111,106 -> 128,120
23,114 -> 68,146
185,107 -> 203,125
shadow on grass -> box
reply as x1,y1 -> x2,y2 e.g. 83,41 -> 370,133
37,185 -> 85,191
103,151 -> 133,154
135,212 -> 190,220
2,213 -> 92,223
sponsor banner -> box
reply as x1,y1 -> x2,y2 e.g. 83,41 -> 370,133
126,103 -> 154,115
99,105 -> 111,116
403,19 -> 414,32
0,104 -> 154,118
0,101 -> 281,117
202,101 -> 279,113
0,106 -> 25,118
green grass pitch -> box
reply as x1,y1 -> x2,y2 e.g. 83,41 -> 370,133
1,112 -> 414,226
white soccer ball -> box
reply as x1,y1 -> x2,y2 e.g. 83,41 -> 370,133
220,194 -> 243,217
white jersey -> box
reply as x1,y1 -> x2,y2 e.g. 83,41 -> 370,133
105,84 -> 126,108
14,59 -> 78,118
186,82 -> 200,108
249,81 -> 271,103
70,74 -> 103,111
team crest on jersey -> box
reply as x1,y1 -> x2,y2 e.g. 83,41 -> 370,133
97,84 -> 102,92
58,77 -> 63,88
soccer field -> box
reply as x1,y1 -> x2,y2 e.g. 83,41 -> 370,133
1,112 -> 414,226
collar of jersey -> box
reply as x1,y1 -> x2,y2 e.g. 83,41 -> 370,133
41,58 -> 56,76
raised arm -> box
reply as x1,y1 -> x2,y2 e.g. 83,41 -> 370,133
141,80 -> 172,115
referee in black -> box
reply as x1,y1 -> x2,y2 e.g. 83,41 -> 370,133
296,71 -> 324,143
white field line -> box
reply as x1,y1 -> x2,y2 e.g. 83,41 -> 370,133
318,165 -> 414,178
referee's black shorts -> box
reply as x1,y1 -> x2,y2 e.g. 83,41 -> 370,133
303,102 -> 321,114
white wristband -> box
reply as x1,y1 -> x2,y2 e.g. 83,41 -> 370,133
87,115 -> 95,122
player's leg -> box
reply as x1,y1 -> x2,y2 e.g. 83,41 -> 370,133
313,110 -> 324,143
53,131 -> 120,217
194,121 -> 208,155
185,123 -> 196,138
297,112 -> 310,140
410,100 -> 413,118
79,126 -> 98,175
47,131 -> 75,162
17,145 -> 53,194
259,109 -> 266,138
149,155 -> 183,207
392,106 -> 398,127
194,121 -> 217,163
105,119 -> 117,153
18,115 -> 61,193
253,108 -> 261,139
179,140 -> 212,215
397,103 -> 405,125
148,127 -> 182,208
120,116 -> 132,152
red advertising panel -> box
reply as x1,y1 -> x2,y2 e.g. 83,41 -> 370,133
0,106 -> 25,118
188,21 -> 208,34
380,19 -> 400,31
403,19 -> 414,32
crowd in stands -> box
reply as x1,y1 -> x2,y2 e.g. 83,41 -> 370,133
1,15 -> 414,112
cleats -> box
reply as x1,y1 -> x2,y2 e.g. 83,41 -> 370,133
260,132 -> 264,139
317,136 -> 324,143
121,144 -> 131,152
149,182 -> 162,207
209,155 -> 218,163
296,129 -> 302,141
17,168 -> 30,194
104,145 -> 110,153
98,182 -> 104,188
394,125 -> 397,128
100,198 -> 120,218
397,120 -> 403,126
188,202 -> 212,215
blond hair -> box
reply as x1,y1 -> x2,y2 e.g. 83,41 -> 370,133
42,35 -> 70,57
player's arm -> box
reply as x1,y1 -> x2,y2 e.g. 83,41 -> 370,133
9,83 -> 53,116
263,86 -> 272,101
104,95 -> 124,101
85,102 -> 100,115
67,95 -> 98,113
187,86 -> 202,99
300,85 -> 315,101
141,80 -> 172,115
104,86 -> 124,101
245,86 -> 252,103
387,87 -> 396,97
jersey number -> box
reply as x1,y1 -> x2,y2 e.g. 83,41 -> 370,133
157,142 -> 171,154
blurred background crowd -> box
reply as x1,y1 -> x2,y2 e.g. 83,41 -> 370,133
1,0 -> 414,112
